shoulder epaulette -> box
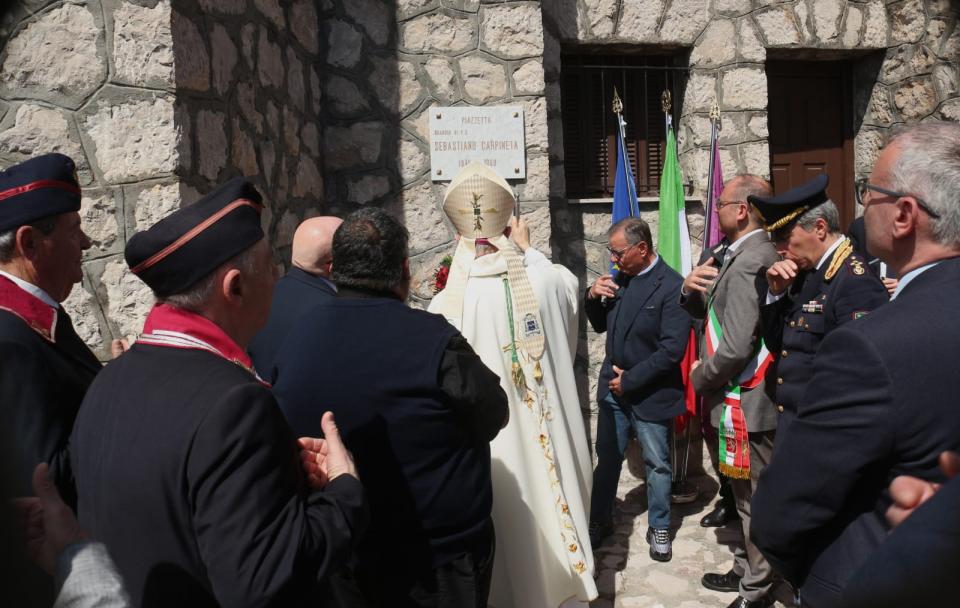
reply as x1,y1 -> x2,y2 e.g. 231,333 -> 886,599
824,238 -> 854,282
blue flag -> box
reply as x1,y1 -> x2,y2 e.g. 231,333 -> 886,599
612,114 -> 639,223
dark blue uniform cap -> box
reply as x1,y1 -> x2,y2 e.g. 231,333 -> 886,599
748,173 -> 830,232
0,153 -> 81,233
125,177 -> 265,298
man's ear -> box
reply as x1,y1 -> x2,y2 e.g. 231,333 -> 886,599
402,258 -> 411,280
816,218 -> 829,239
891,197 -> 922,240
15,225 -> 39,260
221,268 -> 243,303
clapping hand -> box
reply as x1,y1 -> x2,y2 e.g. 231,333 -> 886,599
13,463 -> 88,575
886,450 -> 960,528
766,259 -> 800,296
298,412 -> 358,489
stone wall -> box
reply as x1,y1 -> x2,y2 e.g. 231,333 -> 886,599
0,0 -> 324,358
316,0 -> 552,309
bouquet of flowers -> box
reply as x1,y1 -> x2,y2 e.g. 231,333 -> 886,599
433,255 -> 452,294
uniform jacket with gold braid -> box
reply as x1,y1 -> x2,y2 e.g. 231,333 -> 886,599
759,238 -> 888,421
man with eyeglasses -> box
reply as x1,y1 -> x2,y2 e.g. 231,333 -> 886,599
750,174 -> 888,432
752,121 -> 960,608
585,217 -> 691,563
680,175 -> 780,608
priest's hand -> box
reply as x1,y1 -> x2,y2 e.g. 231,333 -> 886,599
886,450 -> 960,528
766,259 -> 800,296
13,463 -> 88,575
682,259 -> 719,295
508,216 -> 530,252
588,274 -> 619,300
298,412 -> 359,489
609,365 -> 624,397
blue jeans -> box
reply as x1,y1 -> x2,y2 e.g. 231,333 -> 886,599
591,393 -> 672,529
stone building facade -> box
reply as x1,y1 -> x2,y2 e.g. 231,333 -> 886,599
1,1 -> 957,411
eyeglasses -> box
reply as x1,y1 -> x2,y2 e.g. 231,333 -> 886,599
715,199 -> 745,210
606,242 -> 638,260
855,178 -> 940,219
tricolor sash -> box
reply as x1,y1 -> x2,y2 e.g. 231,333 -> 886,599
705,302 -> 774,479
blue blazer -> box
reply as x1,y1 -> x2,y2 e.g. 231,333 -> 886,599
248,267 -> 336,383
840,474 -> 960,608
584,258 -> 691,421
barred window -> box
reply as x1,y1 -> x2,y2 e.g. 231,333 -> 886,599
560,54 -> 688,199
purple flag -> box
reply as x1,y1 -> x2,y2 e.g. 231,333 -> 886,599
705,138 -> 724,248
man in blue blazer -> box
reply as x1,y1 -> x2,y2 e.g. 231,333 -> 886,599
585,217 -> 691,562
751,121 -> 960,607
248,216 -> 341,382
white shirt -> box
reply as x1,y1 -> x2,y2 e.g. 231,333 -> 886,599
727,228 -> 766,254
765,235 -> 844,304
0,269 -> 58,309
891,261 -> 941,300
634,254 -> 659,278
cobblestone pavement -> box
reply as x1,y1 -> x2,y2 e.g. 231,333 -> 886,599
589,453 -> 795,608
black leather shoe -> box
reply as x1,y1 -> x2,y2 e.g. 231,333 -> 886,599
724,595 -> 774,608
700,503 -> 740,527
701,569 -> 742,593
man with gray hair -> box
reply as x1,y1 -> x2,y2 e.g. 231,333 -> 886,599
752,121 -> 960,607
749,174 -> 888,431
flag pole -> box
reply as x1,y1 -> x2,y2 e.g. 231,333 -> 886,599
662,87 -> 698,504
704,101 -> 721,244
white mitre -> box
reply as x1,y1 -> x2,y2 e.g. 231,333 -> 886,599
439,162 -> 545,370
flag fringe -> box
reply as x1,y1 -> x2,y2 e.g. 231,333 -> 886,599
719,463 -> 751,480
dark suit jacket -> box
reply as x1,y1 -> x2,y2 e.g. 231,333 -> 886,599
73,343 -> 366,608
248,267 -> 336,383
840,475 -> 960,608
585,258 -> 691,421
751,256 -> 960,608
0,281 -> 101,508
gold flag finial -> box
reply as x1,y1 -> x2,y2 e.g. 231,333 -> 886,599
661,89 -> 672,113
709,101 -> 722,131
612,87 -> 623,115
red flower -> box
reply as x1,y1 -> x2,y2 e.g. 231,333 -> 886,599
433,256 -> 452,293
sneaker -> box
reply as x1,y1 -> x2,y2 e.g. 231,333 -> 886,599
646,526 -> 672,562
588,520 -> 613,547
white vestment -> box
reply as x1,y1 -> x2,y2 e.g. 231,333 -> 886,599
429,248 -> 597,608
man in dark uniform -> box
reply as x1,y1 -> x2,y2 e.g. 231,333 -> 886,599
0,153 -> 100,509
751,174 -> 888,429
752,122 -> 960,607
273,208 -> 509,608
249,215 -> 342,382
71,178 -> 367,608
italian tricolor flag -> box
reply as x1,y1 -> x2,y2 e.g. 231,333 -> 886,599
658,122 -> 697,431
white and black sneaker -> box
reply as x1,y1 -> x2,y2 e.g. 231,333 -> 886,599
646,526 -> 672,562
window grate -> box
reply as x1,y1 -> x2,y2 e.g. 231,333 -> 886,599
560,55 -> 688,199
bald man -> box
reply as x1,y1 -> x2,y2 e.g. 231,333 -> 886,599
248,216 -> 342,382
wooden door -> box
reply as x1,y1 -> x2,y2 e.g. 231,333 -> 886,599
767,61 -> 856,228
